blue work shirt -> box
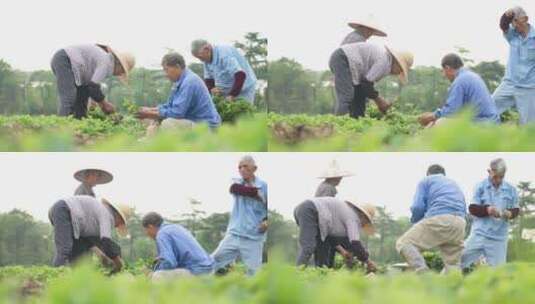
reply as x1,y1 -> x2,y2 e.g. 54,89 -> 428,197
203,45 -> 257,96
154,223 -> 214,275
434,68 -> 499,122
503,24 -> 535,88
226,176 -> 268,241
410,174 -> 466,224
469,178 -> 519,241
158,68 -> 221,128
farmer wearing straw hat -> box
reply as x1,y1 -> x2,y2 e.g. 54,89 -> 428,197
51,44 -> 135,119
396,165 -> 467,274
493,6 -> 535,125
135,52 -> 221,129
211,156 -> 268,276
315,160 -> 353,197
329,42 -> 413,118
73,169 -> 113,197
418,53 -> 499,127
48,195 -> 132,273
191,39 -> 258,103
294,197 -> 378,273
461,159 -> 519,270
342,17 -> 387,45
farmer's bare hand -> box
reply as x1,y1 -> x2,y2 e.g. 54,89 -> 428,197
99,100 -> 116,114
258,220 -> 268,233
226,95 -> 235,102
418,112 -> 436,126
374,97 -> 392,114
501,209 -> 512,220
211,87 -> 222,96
366,260 -> 377,273
487,206 -> 500,218
88,99 -> 98,111
136,107 -> 159,120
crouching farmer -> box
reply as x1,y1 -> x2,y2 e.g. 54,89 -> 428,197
294,197 -> 377,273
396,165 -> 467,273
142,212 -> 214,281
49,196 -> 131,273
461,159 -> 519,269
135,52 -> 221,130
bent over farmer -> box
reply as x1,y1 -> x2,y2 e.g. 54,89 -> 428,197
329,42 -> 413,118
51,44 -> 135,119
461,159 -> 519,269
294,197 -> 378,273
49,196 -> 132,273
211,156 -> 268,276
396,165 -> 467,274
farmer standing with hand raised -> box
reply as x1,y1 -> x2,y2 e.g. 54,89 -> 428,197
51,44 -> 135,119
73,168 -> 113,197
211,156 -> 268,276
191,39 -> 258,103
461,159 -> 519,270
493,6 -> 535,125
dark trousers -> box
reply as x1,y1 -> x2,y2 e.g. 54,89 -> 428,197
51,50 -> 91,119
329,48 -> 369,119
294,200 -> 326,266
49,200 -> 99,266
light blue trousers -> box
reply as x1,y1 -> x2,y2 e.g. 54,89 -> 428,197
461,234 -> 507,268
211,234 -> 264,276
493,81 -> 535,125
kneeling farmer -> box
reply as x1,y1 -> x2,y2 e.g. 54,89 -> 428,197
418,53 -> 499,127
49,196 -> 131,272
136,52 -> 221,129
461,159 -> 519,269
142,212 -> 214,280
396,165 -> 467,273
51,44 -> 135,119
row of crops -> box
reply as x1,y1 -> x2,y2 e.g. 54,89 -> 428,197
2,261 -> 535,303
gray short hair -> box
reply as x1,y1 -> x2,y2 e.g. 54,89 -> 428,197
142,212 -> 164,228
191,39 -> 210,54
161,52 -> 186,69
490,158 -> 507,175
511,6 -> 528,19
240,155 -> 256,167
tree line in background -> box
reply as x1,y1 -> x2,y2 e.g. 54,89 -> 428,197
0,33 -> 267,115
3,182 -> 532,267
267,47 -> 506,115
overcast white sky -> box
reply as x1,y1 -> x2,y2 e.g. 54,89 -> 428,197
2,1 -> 534,71
0,153 -> 533,223
0,0 -> 269,71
